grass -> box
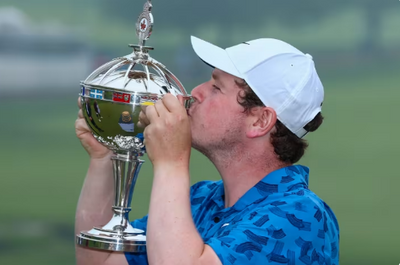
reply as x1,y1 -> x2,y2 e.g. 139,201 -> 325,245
0,66 -> 399,264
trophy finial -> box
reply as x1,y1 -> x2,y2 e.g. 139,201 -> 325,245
136,0 -> 154,47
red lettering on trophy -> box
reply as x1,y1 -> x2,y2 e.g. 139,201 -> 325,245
140,95 -> 158,103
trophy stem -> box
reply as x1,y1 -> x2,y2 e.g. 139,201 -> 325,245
112,152 -> 143,210
76,152 -> 147,252
100,152 -> 144,234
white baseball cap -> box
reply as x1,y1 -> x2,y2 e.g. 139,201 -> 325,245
190,36 -> 324,138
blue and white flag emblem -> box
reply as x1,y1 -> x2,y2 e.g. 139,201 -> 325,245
89,89 -> 104,99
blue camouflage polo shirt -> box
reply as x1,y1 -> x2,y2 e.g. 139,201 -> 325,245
125,165 -> 340,264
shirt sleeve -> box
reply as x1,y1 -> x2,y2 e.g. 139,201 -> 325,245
124,215 -> 149,265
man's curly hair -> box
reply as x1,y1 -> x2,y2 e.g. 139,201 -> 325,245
235,79 -> 323,164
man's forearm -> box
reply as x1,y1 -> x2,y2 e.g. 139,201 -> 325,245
75,156 -> 115,265
147,165 -> 205,265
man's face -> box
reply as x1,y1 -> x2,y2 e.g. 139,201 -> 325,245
188,69 -> 248,155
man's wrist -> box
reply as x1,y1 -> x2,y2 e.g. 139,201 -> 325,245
89,154 -> 113,164
153,161 -> 190,179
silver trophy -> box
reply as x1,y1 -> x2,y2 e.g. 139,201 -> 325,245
76,0 -> 192,252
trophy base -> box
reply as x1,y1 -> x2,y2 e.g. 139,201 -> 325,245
76,228 -> 146,252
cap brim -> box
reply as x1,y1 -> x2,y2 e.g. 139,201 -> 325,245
191,36 -> 243,78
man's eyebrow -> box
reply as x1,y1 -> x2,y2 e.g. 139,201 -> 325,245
212,71 -> 228,90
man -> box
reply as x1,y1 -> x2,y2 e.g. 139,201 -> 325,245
75,36 -> 339,265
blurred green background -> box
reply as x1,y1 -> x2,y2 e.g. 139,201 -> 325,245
0,0 -> 399,264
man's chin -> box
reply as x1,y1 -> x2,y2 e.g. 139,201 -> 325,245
190,140 -> 202,152
191,139 -> 210,155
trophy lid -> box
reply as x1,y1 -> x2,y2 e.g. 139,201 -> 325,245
82,0 -> 190,100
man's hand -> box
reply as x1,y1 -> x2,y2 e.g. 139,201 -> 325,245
140,94 -> 191,168
75,97 -> 112,159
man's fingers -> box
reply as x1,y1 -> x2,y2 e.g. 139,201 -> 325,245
78,109 -> 84,119
75,118 -> 90,134
162,94 -> 185,114
177,95 -> 184,105
139,110 -> 150,126
77,97 -> 82,109
137,121 -> 145,129
140,104 -> 148,112
145,105 -> 159,122
154,99 -> 168,117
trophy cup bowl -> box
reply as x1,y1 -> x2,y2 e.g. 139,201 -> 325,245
75,0 -> 192,253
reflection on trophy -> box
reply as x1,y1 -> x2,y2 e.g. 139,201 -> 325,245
119,111 -> 134,133
76,0 -> 192,252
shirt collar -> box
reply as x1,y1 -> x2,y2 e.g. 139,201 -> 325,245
213,165 -> 310,211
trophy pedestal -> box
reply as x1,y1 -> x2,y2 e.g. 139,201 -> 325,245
76,209 -> 146,252
76,229 -> 146,252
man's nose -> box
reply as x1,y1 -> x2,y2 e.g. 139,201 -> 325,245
191,83 -> 207,103
191,86 -> 201,103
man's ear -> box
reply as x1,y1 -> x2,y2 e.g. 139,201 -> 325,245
246,107 -> 277,138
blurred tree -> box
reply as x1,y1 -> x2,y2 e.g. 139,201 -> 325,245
347,0 -> 390,53
102,0 -> 394,52
100,0 -> 335,37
